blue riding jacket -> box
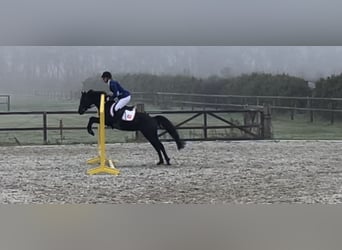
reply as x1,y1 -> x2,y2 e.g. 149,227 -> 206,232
108,80 -> 130,100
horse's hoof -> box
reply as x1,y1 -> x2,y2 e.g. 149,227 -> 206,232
157,161 -> 164,165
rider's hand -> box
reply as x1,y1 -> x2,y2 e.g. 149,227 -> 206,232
106,96 -> 112,102
106,96 -> 117,103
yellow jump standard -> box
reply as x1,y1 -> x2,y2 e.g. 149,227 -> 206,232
87,94 -> 120,175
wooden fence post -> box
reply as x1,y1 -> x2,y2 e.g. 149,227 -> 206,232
263,104 -> 272,139
153,92 -> 158,107
59,119 -> 64,144
307,97 -> 314,122
203,111 -> 208,139
7,95 -> 10,111
330,101 -> 335,125
291,100 -> 296,120
43,112 -> 48,144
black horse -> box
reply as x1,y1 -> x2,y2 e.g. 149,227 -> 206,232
78,90 -> 185,165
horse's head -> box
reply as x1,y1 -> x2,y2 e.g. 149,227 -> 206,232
78,90 -> 96,115
78,89 -> 107,114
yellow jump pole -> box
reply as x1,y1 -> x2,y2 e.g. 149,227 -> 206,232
86,94 -> 120,175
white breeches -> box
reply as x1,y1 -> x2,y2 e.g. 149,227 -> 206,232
110,95 -> 131,117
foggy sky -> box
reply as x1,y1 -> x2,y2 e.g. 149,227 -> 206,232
1,0 -> 342,45
0,46 -> 342,92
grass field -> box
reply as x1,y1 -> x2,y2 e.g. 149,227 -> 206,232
1,94 -> 342,145
272,113 -> 342,140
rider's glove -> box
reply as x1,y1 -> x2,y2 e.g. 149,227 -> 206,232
106,95 -> 115,102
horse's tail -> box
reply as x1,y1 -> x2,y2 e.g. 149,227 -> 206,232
154,115 -> 185,150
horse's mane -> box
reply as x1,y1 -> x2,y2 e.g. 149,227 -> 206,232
85,89 -> 107,97
88,89 -> 106,94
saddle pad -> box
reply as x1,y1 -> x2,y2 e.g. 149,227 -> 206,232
122,108 -> 136,121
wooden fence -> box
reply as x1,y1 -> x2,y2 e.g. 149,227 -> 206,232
0,95 -> 10,111
132,92 -> 342,124
31,90 -> 342,124
0,107 -> 271,145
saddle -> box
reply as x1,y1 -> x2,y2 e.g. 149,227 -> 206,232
110,105 -> 136,123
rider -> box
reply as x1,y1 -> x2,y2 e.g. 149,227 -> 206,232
101,71 -> 131,118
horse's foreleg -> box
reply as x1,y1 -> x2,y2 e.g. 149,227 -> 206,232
87,116 -> 99,136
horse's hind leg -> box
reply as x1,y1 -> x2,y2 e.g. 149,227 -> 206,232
150,134 -> 171,165
141,129 -> 164,165
159,141 -> 171,165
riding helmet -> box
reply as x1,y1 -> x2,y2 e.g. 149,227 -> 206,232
101,71 -> 112,79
